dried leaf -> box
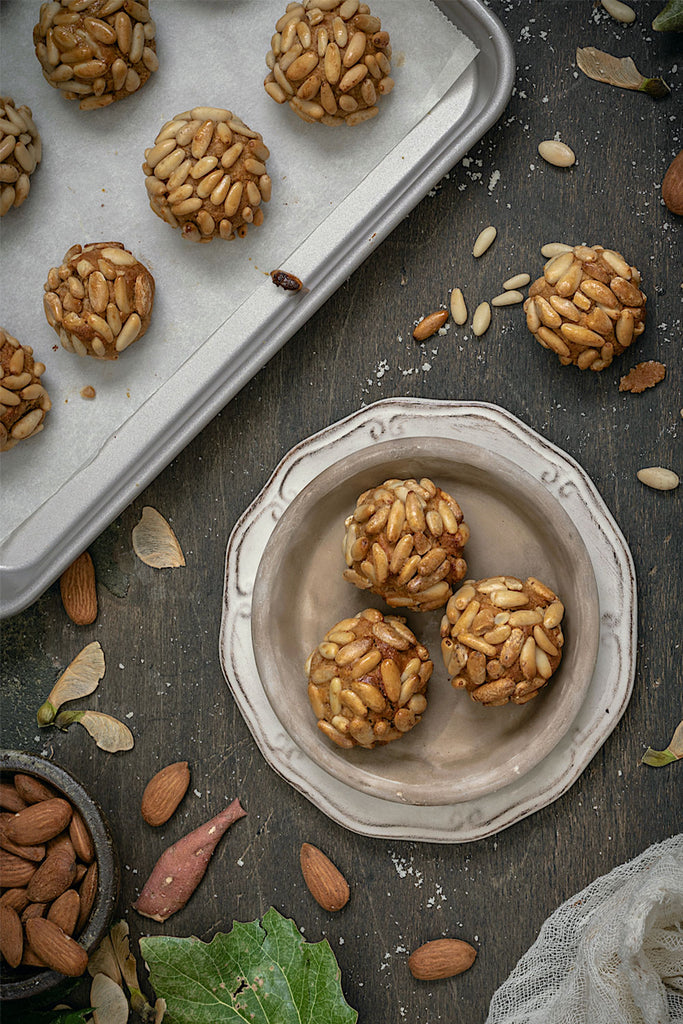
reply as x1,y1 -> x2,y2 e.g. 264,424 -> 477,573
88,934 -> 123,986
37,641 -> 106,727
132,507 -> 185,569
576,47 -> 670,97
653,0 -> 683,31
642,719 -> 683,767
55,710 -> 134,753
91,972 -> 129,1024
110,921 -> 156,1020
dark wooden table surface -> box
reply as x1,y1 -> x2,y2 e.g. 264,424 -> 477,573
2,2 -> 681,1021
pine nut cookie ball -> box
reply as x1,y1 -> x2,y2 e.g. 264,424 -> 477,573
306,607 -> 434,749
440,576 -> 565,707
264,0 -> 394,127
43,242 -> 155,359
142,107 -> 272,242
0,328 -> 51,452
524,245 -> 646,371
33,0 -> 158,111
0,98 -> 42,217
343,477 -> 470,612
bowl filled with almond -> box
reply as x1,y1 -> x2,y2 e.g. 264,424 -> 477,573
0,750 -> 118,1002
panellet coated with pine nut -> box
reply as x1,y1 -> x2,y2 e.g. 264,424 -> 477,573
0,97 -> 42,217
343,477 -> 470,612
0,328 -> 51,452
524,244 -> 646,371
440,576 -> 565,707
306,608 -> 433,749
33,0 -> 158,110
43,242 -> 155,359
264,0 -> 394,126
142,107 -> 272,242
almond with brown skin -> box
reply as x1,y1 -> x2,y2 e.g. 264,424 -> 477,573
27,847 -> 77,903
662,150 -> 683,215
47,888 -> 81,936
25,917 -> 89,977
5,797 -> 73,845
300,843 -> 350,912
0,782 -> 27,813
77,860 -> 98,933
0,848 -> 37,887
13,773 -> 57,805
408,938 -> 477,980
69,812 -> 94,864
141,761 -> 191,827
0,904 -> 24,967
0,888 -> 30,914
0,812 -> 46,862
59,551 -> 98,625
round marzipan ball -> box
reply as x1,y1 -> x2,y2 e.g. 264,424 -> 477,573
0,328 -> 51,452
440,576 -> 565,706
524,244 -> 646,371
43,242 -> 155,359
33,0 -> 158,110
342,476 -> 469,612
142,106 -> 272,242
0,97 -> 42,217
306,608 -> 433,748
264,0 -> 394,126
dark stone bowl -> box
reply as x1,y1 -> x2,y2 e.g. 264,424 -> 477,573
0,749 -> 119,1003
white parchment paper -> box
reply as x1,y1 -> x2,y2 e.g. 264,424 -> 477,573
0,0 -> 478,543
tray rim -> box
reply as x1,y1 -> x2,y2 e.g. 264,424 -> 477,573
0,0 -> 515,618
218,397 -> 637,843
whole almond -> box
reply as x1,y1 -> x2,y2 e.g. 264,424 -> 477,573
77,860 -> 98,933
413,310 -> 449,341
69,812 -> 95,864
0,848 -> 38,887
25,917 -> 89,977
5,797 -> 73,845
300,842 -> 350,912
27,848 -> 77,903
141,761 -> 191,827
59,551 -> 98,625
13,773 -> 57,805
0,887 -> 30,914
662,150 -> 683,215
0,782 -> 27,813
22,901 -> 47,923
408,938 -> 477,980
0,904 -> 24,967
47,888 -> 81,936
0,812 -> 46,862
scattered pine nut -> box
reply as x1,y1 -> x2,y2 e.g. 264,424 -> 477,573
472,226 -> 497,258
450,288 -> 467,325
541,242 -> 573,258
413,310 -> 449,341
491,290 -> 524,307
472,302 -> 491,337
601,0 -> 636,23
636,467 -> 679,491
503,273 -> 530,290
538,140 -> 576,167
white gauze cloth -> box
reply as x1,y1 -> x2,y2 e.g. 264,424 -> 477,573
486,834 -> 683,1024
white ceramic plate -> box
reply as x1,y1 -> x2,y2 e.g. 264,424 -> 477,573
250,437 -> 599,806
219,399 -> 636,842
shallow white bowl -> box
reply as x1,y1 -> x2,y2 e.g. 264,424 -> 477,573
251,435 -> 600,806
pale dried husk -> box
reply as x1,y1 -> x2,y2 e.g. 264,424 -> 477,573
56,709 -> 134,752
88,934 -> 123,985
91,972 -> 130,1024
37,641 -> 106,725
576,47 -> 669,96
642,719 -> 683,767
132,507 -> 186,568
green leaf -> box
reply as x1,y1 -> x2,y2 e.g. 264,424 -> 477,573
140,907 -> 357,1024
641,719 -> 683,767
653,0 -> 683,31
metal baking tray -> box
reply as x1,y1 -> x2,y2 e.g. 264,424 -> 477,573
0,0 -> 514,617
